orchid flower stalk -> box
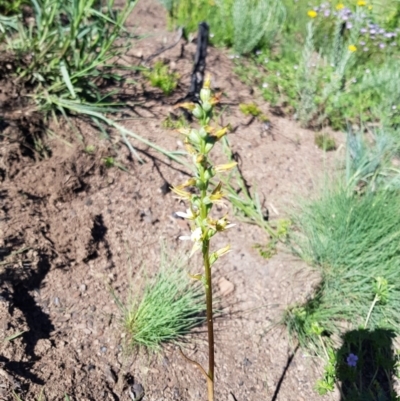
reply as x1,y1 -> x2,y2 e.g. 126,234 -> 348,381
172,76 -> 235,401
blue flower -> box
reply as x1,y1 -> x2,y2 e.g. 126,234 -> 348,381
347,353 -> 358,367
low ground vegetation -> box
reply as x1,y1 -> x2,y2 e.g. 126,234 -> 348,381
2,0 -> 400,399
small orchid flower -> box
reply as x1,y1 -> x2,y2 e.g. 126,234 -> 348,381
179,227 -> 203,257
175,208 -> 198,220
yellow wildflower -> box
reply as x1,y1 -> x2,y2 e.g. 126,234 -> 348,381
336,3 -> 345,9
348,44 -> 357,52
357,0 -> 366,5
368,5 -> 372,9
307,10 -> 318,18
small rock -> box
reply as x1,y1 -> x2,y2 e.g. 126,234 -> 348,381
100,346 -> 107,353
218,277 -> 235,296
129,383 -> 144,401
80,284 -> 87,292
104,365 -> 117,384
53,297 -> 60,307
243,357 -> 252,367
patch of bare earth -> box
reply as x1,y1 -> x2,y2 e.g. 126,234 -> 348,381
1,1 -> 344,400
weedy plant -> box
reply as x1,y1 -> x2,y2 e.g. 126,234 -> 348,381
231,0 -> 400,131
143,61 -> 179,95
0,0 -> 186,163
172,76 -> 236,401
117,250 -> 206,351
314,132 -> 336,151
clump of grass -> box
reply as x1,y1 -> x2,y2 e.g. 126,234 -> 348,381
0,0 -> 188,163
285,130 -> 400,354
286,184 -> 400,352
314,133 -> 336,151
3,0 -> 136,109
120,252 -> 206,351
144,61 -> 179,95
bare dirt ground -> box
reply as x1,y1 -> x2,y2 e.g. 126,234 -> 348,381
0,1 -> 345,400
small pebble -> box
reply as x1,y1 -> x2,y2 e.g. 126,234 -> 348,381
100,346 -> 107,353
243,357 -> 252,367
54,297 -> 60,307
130,383 -> 144,400
104,365 -> 117,384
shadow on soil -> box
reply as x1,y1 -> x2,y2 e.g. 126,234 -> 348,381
337,328 -> 398,401
0,250 -> 54,386
271,345 -> 299,401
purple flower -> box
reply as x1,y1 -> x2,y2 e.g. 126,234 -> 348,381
347,353 -> 358,367
379,28 -> 385,34
346,22 -> 353,29
360,41 -> 366,45
370,29 -> 376,34
379,43 -> 385,49
324,10 -> 330,17
360,28 -> 367,34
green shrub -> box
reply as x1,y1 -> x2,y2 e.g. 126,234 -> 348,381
161,0 -> 284,55
232,0 -> 285,54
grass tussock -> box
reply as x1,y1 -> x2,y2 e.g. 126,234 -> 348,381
285,132 -> 400,352
118,251 -> 206,352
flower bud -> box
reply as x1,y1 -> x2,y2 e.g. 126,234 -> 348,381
189,129 -> 200,144
200,87 -> 211,103
198,127 -> 208,139
202,101 -> 212,113
193,104 -> 203,119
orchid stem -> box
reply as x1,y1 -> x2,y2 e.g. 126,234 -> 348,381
203,239 -> 215,401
